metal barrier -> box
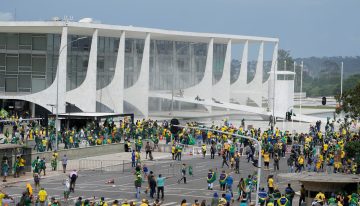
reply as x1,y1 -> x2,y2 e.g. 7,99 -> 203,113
78,159 -> 132,173
75,158 -> 186,177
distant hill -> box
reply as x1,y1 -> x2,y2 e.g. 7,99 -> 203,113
230,55 -> 360,97
294,56 -> 360,78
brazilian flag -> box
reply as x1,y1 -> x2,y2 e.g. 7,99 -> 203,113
207,172 -> 216,183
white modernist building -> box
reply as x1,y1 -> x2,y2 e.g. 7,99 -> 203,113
0,20 -> 296,119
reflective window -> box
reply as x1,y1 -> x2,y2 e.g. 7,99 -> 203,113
19,54 -> 31,67
67,35 -> 92,91
18,74 -> 31,92
19,34 -> 32,46
96,36 -> 118,90
32,55 -> 46,73
5,78 -> 17,92
124,38 -> 144,88
0,33 -> 60,93
32,35 -> 47,51
6,33 -> 19,50
6,55 -> 18,72
0,53 -> 5,66
149,40 -> 207,90
213,44 -> 226,84
0,34 -> 6,49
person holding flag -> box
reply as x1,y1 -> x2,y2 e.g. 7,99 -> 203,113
219,170 -> 228,191
207,169 -> 216,190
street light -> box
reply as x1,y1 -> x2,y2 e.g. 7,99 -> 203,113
270,60 -> 278,129
55,36 -> 88,150
340,61 -> 343,98
299,61 -> 303,122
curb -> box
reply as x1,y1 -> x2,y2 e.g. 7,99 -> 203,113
2,172 -> 65,188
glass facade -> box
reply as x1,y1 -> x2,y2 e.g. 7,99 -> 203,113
0,32 -> 227,95
149,40 -> 208,90
213,43 -> 226,84
97,36 -> 118,89
66,35 -> 92,91
124,39 -> 144,89
0,33 -> 60,93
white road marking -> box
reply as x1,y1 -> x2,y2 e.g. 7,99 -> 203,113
161,202 -> 178,206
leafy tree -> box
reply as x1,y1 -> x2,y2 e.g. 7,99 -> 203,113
335,81 -> 360,119
344,140 -> 360,166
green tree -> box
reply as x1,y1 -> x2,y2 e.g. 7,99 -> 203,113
344,140 -> 360,166
335,81 -> 360,119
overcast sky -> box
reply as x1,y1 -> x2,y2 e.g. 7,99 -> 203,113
1,0 -> 359,58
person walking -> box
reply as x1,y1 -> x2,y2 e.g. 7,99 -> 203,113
267,175 -> 274,194
134,173 -> 142,199
177,164 -> 187,184
1,159 -> 9,182
63,179 -> 70,202
157,174 -> 169,200
145,142 -> 153,160
226,174 -> 234,197
210,144 -> 216,159
235,152 -> 240,174
207,169 -> 216,190
61,154 -> 68,173
131,150 -> 136,167
221,153 -> 229,168
38,187 -> 48,206
69,170 -> 78,192
274,154 -> 280,171
236,178 -> 246,201
264,151 -> 270,170
219,170 -> 227,191
201,144 -> 207,159
39,157 -> 46,176
285,183 -> 295,206
148,172 -> 157,199
299,185 -> 306,206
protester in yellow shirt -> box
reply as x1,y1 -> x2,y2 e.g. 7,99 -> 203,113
38,188 -> 47,204
263,152 -> 270,170
0,190 -> 12,206
267,175 -> 274,193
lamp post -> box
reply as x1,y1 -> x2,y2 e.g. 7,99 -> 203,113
340,61 -> 343,98
292,61 -> 296,131
271,59 -> 279,129
299,61 -> 303,122
55,36 -> 88,150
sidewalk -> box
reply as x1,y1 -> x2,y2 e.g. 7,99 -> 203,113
1,168 -> 65,188
1,151 -> 172,188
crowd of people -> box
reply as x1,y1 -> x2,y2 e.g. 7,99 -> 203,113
0,110 -> 360,206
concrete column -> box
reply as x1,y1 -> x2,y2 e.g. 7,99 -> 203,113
30,102 -> 35,117
57,26 -> 68,114
96,31 -> 125,113
183,38 -> 213,113
124,33 -> 150,117
230,40 -> 248,105
213,39 -> 231,103
66,29 -> 98,112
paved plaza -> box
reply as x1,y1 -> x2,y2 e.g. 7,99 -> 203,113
3,151 -> 298,205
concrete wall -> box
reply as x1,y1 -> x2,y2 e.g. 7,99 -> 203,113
30,143 -> 125,162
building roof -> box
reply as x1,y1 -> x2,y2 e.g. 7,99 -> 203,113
0,21 -> 279,44
48,112 -> 134,119
278,172 -> 360,183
